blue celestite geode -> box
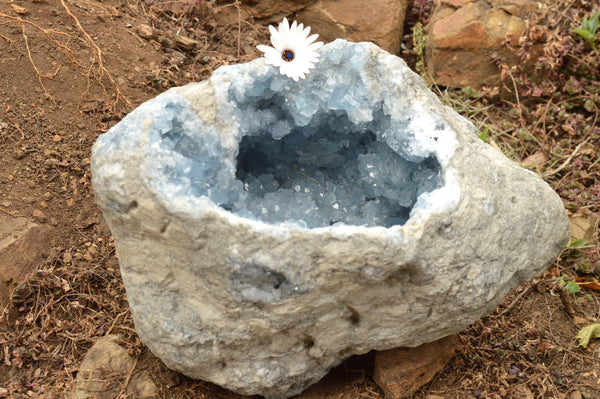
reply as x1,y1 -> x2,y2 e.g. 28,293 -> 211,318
91,40 -> 569,399
94,39 -> 459,230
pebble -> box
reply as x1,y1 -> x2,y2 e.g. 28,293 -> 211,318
63,252 -> 73,264
32,209 -> 47,223
13,149 -> 25,160
569,391 -> 583,399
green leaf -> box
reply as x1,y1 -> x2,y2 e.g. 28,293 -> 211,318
565,280 -> 580,293
479,126 -> 489,142
576,323 -> 600,348
584,99 -> 596,112
592,9 -> 600,24
567,238 -> 589,248
589,14 -> 600,32
573,27 -> 592,40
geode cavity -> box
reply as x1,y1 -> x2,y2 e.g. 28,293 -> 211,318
91,39 -> 569,398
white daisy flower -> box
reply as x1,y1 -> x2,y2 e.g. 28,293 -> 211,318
257,18 -> 324,81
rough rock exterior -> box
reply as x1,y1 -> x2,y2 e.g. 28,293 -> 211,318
214,0 -> 408,54
295,0 -> 408,54
425,0 -> 540,88
0,214 -> 53,307
71,335 -> 157,399
91,40 -> 569,398
373,335 -> 457,399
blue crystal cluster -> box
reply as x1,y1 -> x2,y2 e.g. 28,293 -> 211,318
96,40 -> 445,228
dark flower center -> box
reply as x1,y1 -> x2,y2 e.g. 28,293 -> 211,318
282,49 -> 295,62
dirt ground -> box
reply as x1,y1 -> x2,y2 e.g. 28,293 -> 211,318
0,0 -> 599,398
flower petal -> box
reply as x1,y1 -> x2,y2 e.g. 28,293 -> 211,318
280,18 -> 290,36
306,34 -> 320,45
307,41 -> 324,51
258,17 -> 322,81
300,25 -> 311,40
268,24 -> 278,37
258,45 -> 284,67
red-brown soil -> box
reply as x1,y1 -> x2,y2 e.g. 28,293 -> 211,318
1,1 -> 599,398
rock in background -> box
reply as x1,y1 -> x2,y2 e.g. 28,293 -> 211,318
0,214 -> 53,308
214,0 -> 409,54
425,0 -> 542,88
295,0 -> 408,55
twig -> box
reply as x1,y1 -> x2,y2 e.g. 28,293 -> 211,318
5,105 -> 25,141
558,288 -> 577,318
116,355 -> 138,398
542,138 -> 590,178
0,13 -> 80,103
235,0 -> 241,59
59,0 -> 131,109
507,68 -> 525,128
0,207 -> 19,217
291,164 -> 319,183
497,283 -> 534,317
104,310 -> 127,336
20,24 -> 56,103
0,12 -> 81,66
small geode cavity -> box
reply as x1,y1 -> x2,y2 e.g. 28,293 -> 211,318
91,40 -> 569,398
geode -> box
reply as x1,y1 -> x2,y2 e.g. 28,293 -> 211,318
91,39 -> 569,398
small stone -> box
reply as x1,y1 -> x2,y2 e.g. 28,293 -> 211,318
63,252 -> 73,265
175,36 -> 199,51
83,251 -> 94,262
43,192 -> 52,201
71,335 -> 158,399
32,210 -> 46,223
88,245 -> 99,256
569,391 -> 583,399
78,217 -> 98,230
137,24 -> 154,40
53,134 -> 62,142
373,335 -> 457,399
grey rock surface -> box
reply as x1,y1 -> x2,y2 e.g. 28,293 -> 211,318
91,40 -> 569,398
